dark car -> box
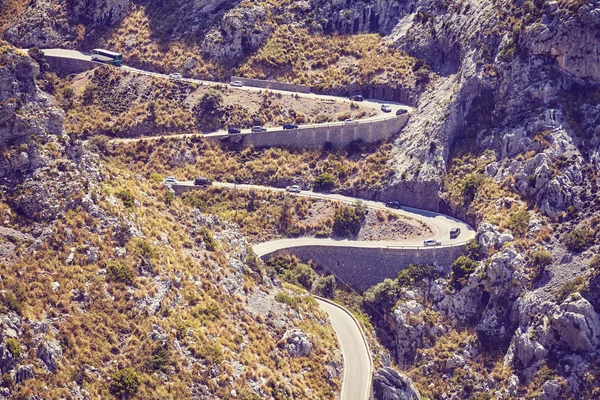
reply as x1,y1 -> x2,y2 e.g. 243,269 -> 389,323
386,201 -> 401,209
228,127 -> 241,134
194,177 -> 212,187
396,109 -> 408,116
450,228 -> 461,238
283,123 -> 299,130
350,95 -> 364,102
251,126 -> 267,132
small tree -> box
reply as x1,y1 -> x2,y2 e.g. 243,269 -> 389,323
313,173 -> 336,192
332,205 -> 364,238
109,368 -> 141,399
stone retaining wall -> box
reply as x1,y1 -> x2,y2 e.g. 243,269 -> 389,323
261,244 -> 465,291
44,55 -> 102,76
211,114 -> 409,149
230,76 -> 311,93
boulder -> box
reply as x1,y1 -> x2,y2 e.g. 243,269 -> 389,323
279,329 -> 313,357
37,340 -> 63,372
373,367 -> 421,400
550,295 -> 600,351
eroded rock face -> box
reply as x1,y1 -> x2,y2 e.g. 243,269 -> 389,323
373,367 -> 421,400
0,49 -> 65,148
3,0 -> 74,48
37,340 -> 63,372
67,0 -> 131,26
201,4 -> 273,61
550,295 -> 600,352
390,299 -> 444,367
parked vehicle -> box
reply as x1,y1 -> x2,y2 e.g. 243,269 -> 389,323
168,73 -> 182,80
251,126 -> 267,132
396,108 -> 408,116
164,176 -> 177,184
350,95 -> 364,102
283,123 -> 299,130
230,81 -> 243,87
450,228 -> 461,238
228,127 -> 241,134
381,104 -> 392,113
423,239 -> 442,246
286,185 -> 301,193
344,118 -> 357,123
386,201 -> 401,209
194,177 -> 212,187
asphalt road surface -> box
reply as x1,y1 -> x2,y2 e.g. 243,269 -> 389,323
315,298 -> 372,400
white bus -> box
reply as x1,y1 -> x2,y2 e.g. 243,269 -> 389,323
90,49 -> 123,66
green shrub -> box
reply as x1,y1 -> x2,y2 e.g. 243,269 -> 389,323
556,276 -> 586,303
144,344 -> 171,372
507,210 -> 530,237
397,264 -> 438,288
109,368 -> 141,399
452,256 -> 478,289
312,275 -> 336,299
198,227 -> 217,251
275,291 -> 299,310
107,264 -> 135,285
363,278 -> 399,312
462,174 -> 484,199
313,173 -> 336,192
5,339 -> 20,359
332,205 -> 364,238
116,189 -> 135,208
563,228 -> 595,252
465,239 -> 482,260
531,249 -> 553,267
87,135 -> 111,154
1,292 -> 23,315
589,254 -> 600,272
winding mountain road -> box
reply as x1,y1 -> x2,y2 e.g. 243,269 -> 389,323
178,181 -> 477,249
41,48 -> 412,143
39,48 -> 473,400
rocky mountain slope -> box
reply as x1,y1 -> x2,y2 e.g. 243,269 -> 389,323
0,45 -> 342,399
2,0 -> 600,399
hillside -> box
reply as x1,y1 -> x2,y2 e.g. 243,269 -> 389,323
0,45 -> 342,399
1,0 -> 600,399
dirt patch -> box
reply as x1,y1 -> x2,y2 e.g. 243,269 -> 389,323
358,209 -> 432,242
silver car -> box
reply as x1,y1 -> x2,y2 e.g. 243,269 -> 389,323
286,185 -> 301,193
230,81 -> 243,87
423,239 -> 442,246
381,104 -> 392,113
164,176 -> 177,184
169,73 -> 182,80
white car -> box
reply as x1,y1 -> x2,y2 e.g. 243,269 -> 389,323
168,73 -> 182,80
423,239 -> 442,246
230,81 -> 243,87
344,118 -> 357,123
286,185 -> 301,193
381,104 -> 392,113
164,176 -> 177,184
